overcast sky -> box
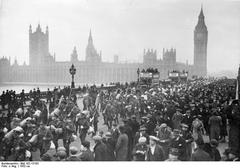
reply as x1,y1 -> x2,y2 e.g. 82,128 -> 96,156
0,0 -> 239,73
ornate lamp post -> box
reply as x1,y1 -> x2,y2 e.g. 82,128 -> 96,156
137,68 -> 140,84
69,64 -> 76,88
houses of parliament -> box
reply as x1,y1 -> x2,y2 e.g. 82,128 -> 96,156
0,7 -> 208,85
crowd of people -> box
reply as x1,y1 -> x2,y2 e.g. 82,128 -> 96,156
0,78 -> 240,161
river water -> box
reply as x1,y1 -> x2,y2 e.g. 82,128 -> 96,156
0,83 -> 71,94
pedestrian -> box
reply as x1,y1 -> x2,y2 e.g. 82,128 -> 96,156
115,126 -> 128,161
170,129 -> 187,161
208,139 -> 221,161
172,109 -> 183,130
157,123 -> 172,157
146,136 -> 165,161
132,137 -> 148,161
79,141 -> 94,161
226,100 -> 240,157
208,110 -> 222,141
191,138 -> 212,161
181,123 -> 193,160
134,126 -> 149,146
104,132 -> 116,161
93,135 -> 107,161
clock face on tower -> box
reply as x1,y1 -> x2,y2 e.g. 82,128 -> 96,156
196,33 -> 203,38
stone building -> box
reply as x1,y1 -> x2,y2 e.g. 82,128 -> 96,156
0,7 -> 207,85
194,6 -> 208,77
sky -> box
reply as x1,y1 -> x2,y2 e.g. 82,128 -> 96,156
0,0 -> 239,73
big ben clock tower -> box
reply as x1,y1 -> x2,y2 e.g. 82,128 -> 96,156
194,6 -> 208,77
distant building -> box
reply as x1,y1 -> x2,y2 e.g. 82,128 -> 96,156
0,7 -> 207,85
194,6 -> 208,77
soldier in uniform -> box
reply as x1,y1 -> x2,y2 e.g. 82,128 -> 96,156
77,112 -> 89,143
62,119 -> 76,156
104,102 -> 114,130
48,116 -> 61,151
37,122 -> 53,156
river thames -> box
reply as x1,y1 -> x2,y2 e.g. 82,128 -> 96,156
0,83 -> 73,93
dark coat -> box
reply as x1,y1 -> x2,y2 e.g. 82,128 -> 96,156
132,143 -> 148,161
146,144 -> 165,161
110,128 -> 120,147
105,138 -> 116,161
115,133 -> 128,161
170,136 -> 187,161
182,115 -> 193,129
94,141 -> 108,161
191,148 -> 212,161
80,149 -> 94,161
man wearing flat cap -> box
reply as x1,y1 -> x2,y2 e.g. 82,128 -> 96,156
36,122 -> 53,156
146,136 -> 165,161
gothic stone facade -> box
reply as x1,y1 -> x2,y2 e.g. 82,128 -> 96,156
0,7 -> 207,85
